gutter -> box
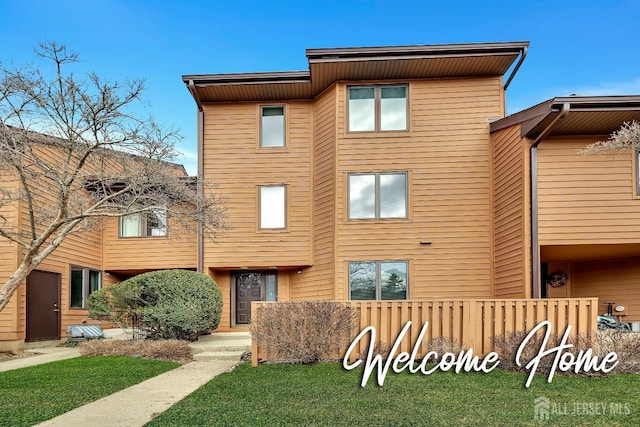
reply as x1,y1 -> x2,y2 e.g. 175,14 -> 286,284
530,102 -> 570,298
188,80 -> 205,273
504,46 -> 527,90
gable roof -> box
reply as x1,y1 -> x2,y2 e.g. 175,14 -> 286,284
183,41 -> 529,104
490,96 -> 640,137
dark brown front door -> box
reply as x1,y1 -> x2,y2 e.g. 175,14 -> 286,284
26,270 -> 61,341
234,271 -> 277,325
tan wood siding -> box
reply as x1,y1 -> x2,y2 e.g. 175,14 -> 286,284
334,78 -> 503,299
572,256 -> 640,321
102,217 -> 196,271
202,102 -> 313,268
492,124 -> 528,297
538,136 -> 640,244
289,86 -> 336,300
0,172 -> 21,340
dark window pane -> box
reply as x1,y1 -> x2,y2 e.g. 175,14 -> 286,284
70,269 -> 84,308
380,262 -> 408,300
349,262 -> 376,300
89,270 -> 101,294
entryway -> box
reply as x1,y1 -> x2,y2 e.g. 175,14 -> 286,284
26,270 -> 61,341
232,271 -> 277,325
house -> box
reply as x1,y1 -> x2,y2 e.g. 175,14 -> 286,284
0,133 -> 197,353
184,41 -> 640,332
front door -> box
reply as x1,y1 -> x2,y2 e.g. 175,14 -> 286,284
234,271 -> 277,325
26,270 -> 61,341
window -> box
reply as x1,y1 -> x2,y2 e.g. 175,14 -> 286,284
259,185 -> 286,229
349,261 -> 408,300
260,105 -> 285,147
70,266 -> 101,309
348,173 -> 407,219
348,85 -> 407,132
119,208 -> 167,237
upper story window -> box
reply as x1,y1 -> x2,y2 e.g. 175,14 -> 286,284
348,172 -> 407,219
70,266 -> 101,309
349,261 -> 408,300
348,85 -> 408,132
119,208 -> 167,238
260,105 -> 285,148
259,185 -> 286,229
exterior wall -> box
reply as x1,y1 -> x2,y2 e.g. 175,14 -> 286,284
538,136 -> 640,245
491,124 -> 530,298
572,256 -> 640,322
201,101 -> 313,268
333,77 -> 503,299
0,172 -> 21,342
289,86 -> 336,300
102,217 -> 197,271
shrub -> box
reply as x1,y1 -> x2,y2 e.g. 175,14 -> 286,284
80,339 -> 192,363
88,269 -> 223,341
250,301 -> 357,364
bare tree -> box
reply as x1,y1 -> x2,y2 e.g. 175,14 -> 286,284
0,41 -> 225,312
581,121 -> 640,154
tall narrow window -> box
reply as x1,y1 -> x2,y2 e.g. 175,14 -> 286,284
348,173 -> 407,219
259,185 -> 286,229
348,85 -> 407,132
70,266 -> 102,309
349,261 -> 408,300
260,106 -> 285,147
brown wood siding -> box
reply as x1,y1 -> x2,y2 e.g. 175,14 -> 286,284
289,86 -> 336,300
0,172 -> 21,340
334,78 -> 503,299
201,101 -> 313,267
492,124 -> 528,298
102,217 -> 196,271
572,256 -> 640,322
538,136 -> 640,244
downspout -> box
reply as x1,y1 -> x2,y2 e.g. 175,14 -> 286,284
504,46 -> 527,90
188,80 -> 205,273
530,102 -> 570,298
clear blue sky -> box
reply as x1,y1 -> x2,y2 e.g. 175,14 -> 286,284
2,0 -> 639,174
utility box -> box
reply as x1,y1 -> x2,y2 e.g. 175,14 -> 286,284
629,322 -> 640,332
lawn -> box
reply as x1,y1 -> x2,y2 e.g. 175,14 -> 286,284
148,363 -> 639,426
0,356 -> 179,426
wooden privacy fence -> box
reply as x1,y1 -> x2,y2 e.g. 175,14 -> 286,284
251,298 -> 598,366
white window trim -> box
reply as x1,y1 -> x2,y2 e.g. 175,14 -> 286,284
259,185 -> 287,230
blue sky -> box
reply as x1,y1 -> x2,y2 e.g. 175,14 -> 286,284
2,0 -> 639,174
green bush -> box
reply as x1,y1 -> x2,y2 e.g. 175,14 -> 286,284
88,270 -> 222,341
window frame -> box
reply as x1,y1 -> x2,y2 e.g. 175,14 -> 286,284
347,84 -> 409,133
259,104 -> 286,148
118,208 -> 168,238
347,172 -> 408,220
258,184 -> 287,230
69,265 -> 102,309
348,260 -> 409,300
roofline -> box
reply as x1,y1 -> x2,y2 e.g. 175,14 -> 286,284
182,71 -> 310,86
490,95 -> 640,135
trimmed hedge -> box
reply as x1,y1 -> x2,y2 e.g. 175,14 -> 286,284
88,269 -> 222,340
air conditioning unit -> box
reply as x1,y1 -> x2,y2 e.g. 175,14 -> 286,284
629,322 -> 640,333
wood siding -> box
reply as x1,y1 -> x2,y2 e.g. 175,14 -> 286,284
333,78 -> 503,299
492,124 -> 529,298
0,172 -> 20,341
252,298 -> 599,365
538,136 -> 640,244
289,87 -> 336,300
572,256 -> 640,322
102,217 -> 196,271
201,102 -> 313,268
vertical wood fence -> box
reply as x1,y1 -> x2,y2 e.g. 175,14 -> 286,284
251,298 -> 598,366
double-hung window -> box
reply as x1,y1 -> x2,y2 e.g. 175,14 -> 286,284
119,208 -> 167,237
349,261 -> 408,300
348,85 -> 408,132
259,185 -> 286,229
260,105 -> 285,148
348,172 -> 407,219
70,266 -> 101,309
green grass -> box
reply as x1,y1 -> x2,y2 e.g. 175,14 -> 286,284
148,363 -> 640,426
0,356 -> 179,426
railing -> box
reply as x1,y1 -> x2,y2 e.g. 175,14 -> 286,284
251,298 -> 598,366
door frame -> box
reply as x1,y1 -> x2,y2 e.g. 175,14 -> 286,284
230,270 -> 278,327
25,269 -> 61,342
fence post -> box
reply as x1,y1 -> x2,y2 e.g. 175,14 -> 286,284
251,302 -> 258,367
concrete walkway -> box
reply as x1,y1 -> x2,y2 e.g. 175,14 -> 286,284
1,331 -> 251,426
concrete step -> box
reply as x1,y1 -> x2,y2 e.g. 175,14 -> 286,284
191,344 -> 251,354
193,350 -> 247,361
